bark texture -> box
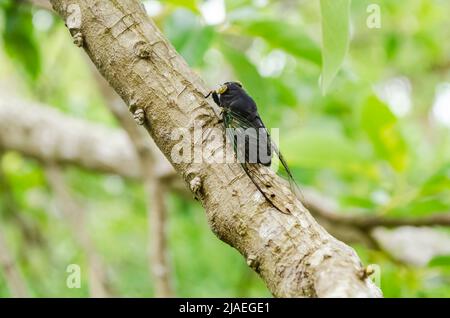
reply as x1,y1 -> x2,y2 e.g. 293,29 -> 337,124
2,98 -> 448,254
48,0 -> 381,297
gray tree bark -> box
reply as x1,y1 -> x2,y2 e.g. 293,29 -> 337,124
3,98 -> 448,247
47,0 -> 381,297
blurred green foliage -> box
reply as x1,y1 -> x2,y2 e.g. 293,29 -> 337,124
0,0 -> 449,297
320,0 -> 351,93
0,0 -> 41,80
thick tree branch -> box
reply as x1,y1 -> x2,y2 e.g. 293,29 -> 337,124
48,0 -> 382,297
0,96 -> 173,180
1,99 -> 448,248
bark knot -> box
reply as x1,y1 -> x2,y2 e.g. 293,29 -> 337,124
72,32 -> 83,47
134,40 -> 153,59
189,176 -> 202,200
133,108 -> 145,126
359,264 -> 376,280
246,254 -> 259,271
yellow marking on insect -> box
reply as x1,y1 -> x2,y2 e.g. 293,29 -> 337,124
217,84 -> 228,94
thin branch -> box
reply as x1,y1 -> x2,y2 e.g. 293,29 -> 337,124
92,68 -> 174,297
303,188 -> 450,229
0,151 -> 29,298
45,164 -> 110,297
146,177 -> 172,297
0,228 -> 29,298
26,0 -> 53,11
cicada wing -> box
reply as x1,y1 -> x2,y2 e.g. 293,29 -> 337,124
223,110 -> 271,165
242,162 -> 296,214
268,137 -> 303,201
223,109 -> 302,212
224,111 -> 258,165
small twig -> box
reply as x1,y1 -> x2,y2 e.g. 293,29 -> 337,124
303,188 -> 450,229
26,0 -> 53,10
0,150 -> 29,297
45,163 -> 110,298
91,66 -> 174,297
0,228 -> 29,298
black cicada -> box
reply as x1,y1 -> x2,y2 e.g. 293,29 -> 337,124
205,81 -> 301,214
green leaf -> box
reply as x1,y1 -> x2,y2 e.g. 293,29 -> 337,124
239,20 -> 321,65
220,40 -> 299,114
1,3 -> 41,80
268,79 -> 297,107
428,255 -> 450,268
391,196 -> 450,217
181,26 -> 215,67
420,163 -> 450,195
361,96 -> 407,171
220,40 -> 269,106
164,9 -> 215,67
320,0 -> 351,93
282,128 -> 368,172
165,0 -> 199,14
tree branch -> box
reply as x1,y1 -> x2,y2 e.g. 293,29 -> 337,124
93,69 -> 174,297
48,0 -> 382,297
303,188 -> 450,229
0,150 -> 29,298
1,98 -> 448,249
0,228 -> 29,297
45,164 -> 110,297
0,96 -> 176,179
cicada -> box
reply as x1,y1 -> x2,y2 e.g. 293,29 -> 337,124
205,81 -> 301,214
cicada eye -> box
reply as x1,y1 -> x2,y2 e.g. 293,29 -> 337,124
217,84 -> 228,94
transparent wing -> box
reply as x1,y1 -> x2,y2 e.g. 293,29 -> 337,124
223,110 -> 271,166
223,109 -> 302,211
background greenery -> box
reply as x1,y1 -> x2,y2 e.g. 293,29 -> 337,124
0,0 -> 449,297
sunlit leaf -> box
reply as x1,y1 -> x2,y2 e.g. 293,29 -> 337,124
220,40 -> 269,105
320,0 -> 351,93
361,95 -> 407,171
165,0 -> 199,14
268,79 -> 297,107
239,20 -> 321,65
1,3 -> 41,80
390,196 -> 450,217
428,255 -> 450,268
420,163 -> 450,195
340,195 -> 376,209
283,128 -> 368,172
164,9 -> 215,67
